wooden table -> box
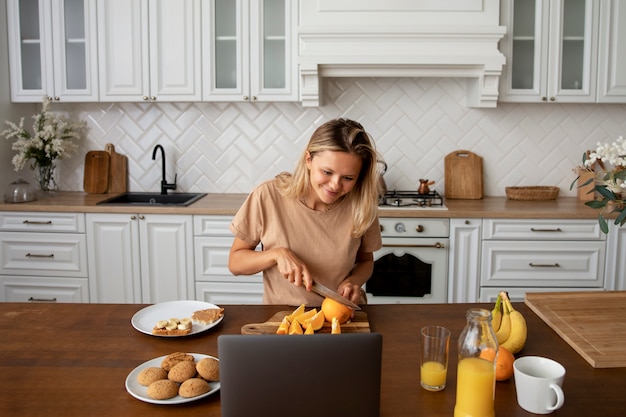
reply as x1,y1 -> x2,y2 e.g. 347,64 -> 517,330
1,302 -> 623,417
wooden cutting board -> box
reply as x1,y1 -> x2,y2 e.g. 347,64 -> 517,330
525,291 -> 626,368
444,150 -> 483,199
241,310 -> 370,334
83,151 -> 110,194
105,143 -> 128,194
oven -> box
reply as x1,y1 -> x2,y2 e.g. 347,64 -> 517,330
365,190 -> 449,304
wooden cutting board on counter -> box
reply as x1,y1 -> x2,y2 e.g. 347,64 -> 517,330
444,150 -> 483,199
83,151 -> 110,194
525,291 -> 626,368
105,143 -> 128,193
241,310 -> 370,334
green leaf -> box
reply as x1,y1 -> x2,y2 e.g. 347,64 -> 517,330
615,209 -> 626,227
599,216 -> 609,234
585,200 -> 607,209
596,186 -> 615,200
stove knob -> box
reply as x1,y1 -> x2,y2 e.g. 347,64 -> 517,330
394,223 -> 406,233
416,224 -> 424,233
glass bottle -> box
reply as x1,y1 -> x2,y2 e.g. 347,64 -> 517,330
454,308 -> 498,417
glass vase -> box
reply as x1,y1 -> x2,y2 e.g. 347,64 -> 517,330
36,163 -> 58,193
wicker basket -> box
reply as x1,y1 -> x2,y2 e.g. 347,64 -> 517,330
505,186 -> 560,201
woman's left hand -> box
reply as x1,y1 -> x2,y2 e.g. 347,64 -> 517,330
337,281 -> 362,304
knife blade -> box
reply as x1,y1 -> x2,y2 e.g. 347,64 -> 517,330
311,281 -> 361,310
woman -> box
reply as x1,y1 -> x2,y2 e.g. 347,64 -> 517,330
228,118 -> 382,306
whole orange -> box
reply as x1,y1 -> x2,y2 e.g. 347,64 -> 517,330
495,346 -> 515,381
321,297 -> 352,324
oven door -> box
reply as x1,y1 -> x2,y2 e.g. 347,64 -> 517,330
365,237 -> 448,304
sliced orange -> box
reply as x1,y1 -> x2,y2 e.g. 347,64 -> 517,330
276,316 -> 290,335
285,304 -> 305,322
288,318 -> 303,335
331,317 -> 341,334
302,310 -> 325,331
295,308 -> 317,326
304,324 -> 315,334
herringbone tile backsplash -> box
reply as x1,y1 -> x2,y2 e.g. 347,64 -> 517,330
57,77 -> 626,197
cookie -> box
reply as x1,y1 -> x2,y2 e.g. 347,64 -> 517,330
179,378 -> 211,398
136,366 -> 168,386
168,360 -> 197,383
161,352 -> 194,371
147,379 -> 179,400
196,357 -> 220,381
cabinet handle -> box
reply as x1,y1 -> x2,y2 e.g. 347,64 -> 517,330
529,262 -> 560,268
139,215 -> 145,220
25,253 -> 54,258
23,220 -> 52,225
383,242 -> 445,249
243,96 -> 249,101
28,297 -> 57,302
530,227 -> 562,232
251,96 -> 257,101
549,97 -> 555,102
142,96 -> 149,101
150,96 -> 156,101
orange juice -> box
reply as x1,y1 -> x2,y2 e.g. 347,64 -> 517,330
420,361 -> 447,389
454,357 -> 495,417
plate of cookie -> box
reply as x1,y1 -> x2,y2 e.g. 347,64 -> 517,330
125,352 -> 220,404
131,300 -> 225,337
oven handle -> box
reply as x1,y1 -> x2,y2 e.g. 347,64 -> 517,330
383,242 -> 446,249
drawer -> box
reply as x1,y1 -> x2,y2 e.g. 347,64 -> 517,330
482,219 -> 604,240
194,236 -> 262,281
481,240 -> 605,287
0,232 -> 88,277
195,281 -> 263,305
0,212 -> 85,233
0,276 -> 89,303
193,215 -> 232,236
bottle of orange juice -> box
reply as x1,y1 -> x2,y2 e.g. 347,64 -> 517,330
454,308 -> 498,417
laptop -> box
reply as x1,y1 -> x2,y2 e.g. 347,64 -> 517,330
218,333 -> 383,417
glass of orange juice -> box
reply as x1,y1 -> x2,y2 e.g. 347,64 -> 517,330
420,325 -> 451,391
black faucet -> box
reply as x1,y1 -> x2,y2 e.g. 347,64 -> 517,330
152,144 -> 177,195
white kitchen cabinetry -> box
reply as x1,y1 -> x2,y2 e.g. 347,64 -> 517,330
194,215 -> 263,304
604,223 -> 626,290
202,0 -> 298,102
597,0 -> 626,102
6,0 -> 98,102
86,213 -> 194,303
97,0 -> 202,102
499,0 -> 600,103
0,212 -> 88,302
448,218 -> 482,303
479,219 -> 606,302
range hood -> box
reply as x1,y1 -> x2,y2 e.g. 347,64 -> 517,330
297,1 -> 507,108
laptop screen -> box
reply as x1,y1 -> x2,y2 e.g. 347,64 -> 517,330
218,333 -> 383,417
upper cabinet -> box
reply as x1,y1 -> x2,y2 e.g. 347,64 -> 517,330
499,0 -> 600,103
597,0 -> 626,102
97,0 -> 202,102
202,0 -> 298,102
6,0 -> 99,102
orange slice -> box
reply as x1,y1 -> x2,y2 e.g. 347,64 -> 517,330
295,308 -> 317,326
304,324 -> 315,334
276,316 -> 290,335
288,318 -> 303,335
285,304 -> 305,322
331,317 -> 341,334
302,310 -> 325,331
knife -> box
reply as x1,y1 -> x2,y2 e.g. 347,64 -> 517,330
311,281 -> 361,311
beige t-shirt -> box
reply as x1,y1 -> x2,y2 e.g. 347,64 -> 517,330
230,180 -> 382,306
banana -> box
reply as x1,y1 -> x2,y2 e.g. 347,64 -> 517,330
491,293 -> 503,332
500,293 -> 527,354
495,292 -> 511,344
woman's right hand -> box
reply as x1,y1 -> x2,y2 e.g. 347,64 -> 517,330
273,247 -> 312,290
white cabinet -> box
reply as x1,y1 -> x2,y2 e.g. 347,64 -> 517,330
499,0 -> 600,103
597,0 -> 626,102
202,0 -> 298,102
605,223 -> 626,290
479,219 -> 606,301
86,213 -> 194,303
6,0 -> 98,102
193,215 -> 263,304
0,212 -> 89,302
97,0 -> 202,102
448,218 -> 482,303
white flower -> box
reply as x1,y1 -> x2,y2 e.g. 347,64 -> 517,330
585,136 -> 626,169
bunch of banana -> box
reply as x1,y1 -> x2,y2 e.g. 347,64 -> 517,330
491,291 -> 527,354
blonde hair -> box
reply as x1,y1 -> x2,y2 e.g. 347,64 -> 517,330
275,118 -> 381,238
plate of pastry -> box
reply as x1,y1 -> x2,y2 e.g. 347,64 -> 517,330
131,300 -> 224,337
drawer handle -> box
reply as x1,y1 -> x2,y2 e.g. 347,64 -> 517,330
529,262 -> 560,268
25,253 -> 55,258
28,297 -> 57,302
530,227 -> 562,232
23,220 -> 53,225
383,242 -> 446,249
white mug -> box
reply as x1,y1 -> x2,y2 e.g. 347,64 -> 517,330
513,356 -> 565,414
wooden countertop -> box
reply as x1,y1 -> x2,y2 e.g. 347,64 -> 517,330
0,191 -> 601,219
1,302 -> 623,417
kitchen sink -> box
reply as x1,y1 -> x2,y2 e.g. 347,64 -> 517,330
97,192 -> 206,207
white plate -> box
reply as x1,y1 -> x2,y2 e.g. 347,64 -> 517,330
125,353 -> 220,404
131,300 -> 224,337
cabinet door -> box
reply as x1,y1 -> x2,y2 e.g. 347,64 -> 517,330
86,214 -> 142,303
605,223 -> 626,290
139,215 -> 194,303
448,219 -> 481,303
597,0 -> 626,102
7,0 -> 98,102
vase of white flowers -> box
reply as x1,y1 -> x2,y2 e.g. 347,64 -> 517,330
572,136 -> 626,233
1,98 -> 84,193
